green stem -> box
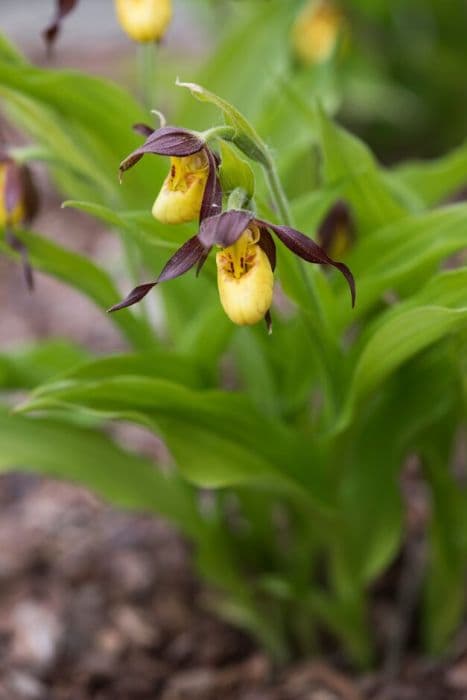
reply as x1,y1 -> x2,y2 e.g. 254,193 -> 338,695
262,155 -> 341,423
201,125 -> 236,144
138,42 -> 157,110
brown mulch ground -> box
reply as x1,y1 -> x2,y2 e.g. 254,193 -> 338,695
0,473 -> 465,700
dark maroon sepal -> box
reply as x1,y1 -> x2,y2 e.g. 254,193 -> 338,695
109,236 -> 206,312
157,235 -> 206,283
5,228 -> 34,291
265,310 -> 273,335
199,148 -> 222,222
119,127 -> 205,177
260,221 -> 356,308
108,282 -> 156,312
43,0 -> 79,51
198,210 -> 254,249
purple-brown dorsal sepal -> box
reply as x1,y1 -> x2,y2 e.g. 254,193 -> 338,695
198,210 -> 255,250
119,127 -> 205,177
43,0 -> 79,50
108,236 -> 206,313
258,228 -> 276,271
260,221 -> 356,308
108,282 -> 157,312
5,228 -> 34,291
199,148 -> 222,223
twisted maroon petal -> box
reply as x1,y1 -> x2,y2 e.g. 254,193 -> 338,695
259,220 -> 356,308
108,236 -> 206,312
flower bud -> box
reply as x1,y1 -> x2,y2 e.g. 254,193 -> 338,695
216,227 -> 274,326
152,151 -> 210,224
114,0 -> 172,43
292,0 -> 344,66
0,159 -> 38,227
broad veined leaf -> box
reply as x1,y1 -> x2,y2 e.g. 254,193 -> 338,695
317,106 -> 406,234
0,227 -> 154,351
56,351 -> 204,390
338,305 -> 467,431
335,350 -> 460,590
0,341 -> 89,390
0,53 -> 162,207
391,139 -> 467,207
0,410 -> 204,539
63,200 -> 191,252
18,377 -> 333,509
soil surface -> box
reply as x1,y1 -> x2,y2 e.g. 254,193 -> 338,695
0,473 -> 466,700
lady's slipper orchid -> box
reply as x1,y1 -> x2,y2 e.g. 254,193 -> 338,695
109,210 -> 355,329
317,199 -> 355,259
292,0 -> 344,66
115,0 -> 172,43
120,125 -> 221,224
0,156 -> 39,289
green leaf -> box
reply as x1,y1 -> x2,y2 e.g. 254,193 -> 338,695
0,227 -> 154,351
335,204 -> 467,327
0,341 -> 89,390
0,410 -> 203,539
18,377 -> 332,510
391,140 -> 467,207
177,79 -> 269,165
339,306 -> 467,431
317,106 -> 406,234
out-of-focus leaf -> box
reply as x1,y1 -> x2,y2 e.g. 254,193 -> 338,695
317,107 -> 406,234
391,140 -> 467,207
0,227 -> 154,350
59,351 -> 204,390
18,376 -> 332,509
335,204 -> 467,327
0,341 -> 89,390
338,305 -> 467,432
0,410 -> 204,539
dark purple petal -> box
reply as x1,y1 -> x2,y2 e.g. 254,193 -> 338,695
119,127 -> 205,177
260,220 -> 356,307
157,235 -> 206,283
5,228 -> 34,291
265,310 -> 273,335
258,228 -> 276,271
317,199 -> 355,254
132,123 -> 155,138
108,236 -> 206,313
108,283 -> 156,312
199,148 -> 222,223
43,0 -> 79,50
198,210 -> 254,249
